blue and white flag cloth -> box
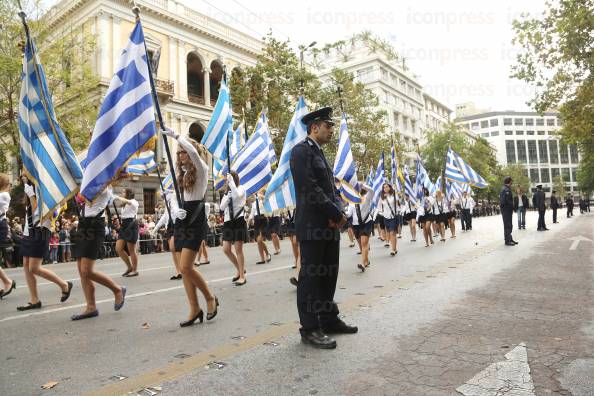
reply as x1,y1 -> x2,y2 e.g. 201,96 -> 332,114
449,148 -> 488,188
403,165 -> 416,203
264,97 -> 308,213
124,150 -> 157,175
230,120 -> 245,161
18,29 -> 83,221
366,167 -> 374,186
415,155 -> 429,200
161,172 -> 173,191
201,77 -> 233,163
81,21 -> 157,201
390,143 -> 402,193
445,147 -> 469,184
332,114 -> 362,204
254,112 -> 276,165
371,153 -> 386,207
231,123 -> 273,197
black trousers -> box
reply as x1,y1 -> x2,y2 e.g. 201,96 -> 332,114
297,239 -> 340,332
502,209 -> 513,243
461,209 -> 472,230
537,209 -> 546,229
552,208 -> 557,223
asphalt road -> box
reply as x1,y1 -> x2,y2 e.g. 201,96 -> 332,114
0,210 -> 592,396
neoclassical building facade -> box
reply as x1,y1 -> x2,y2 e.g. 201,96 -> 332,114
44,0 -> 262,212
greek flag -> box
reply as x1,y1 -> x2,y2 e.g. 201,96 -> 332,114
431,176 -> 442,194
18,29 -> 83,221
254,112 -> 277,165
446,180 -> 461,200
201,77 -> 233,163
264,97 -> 308,212
230,120 -> 245,160
230,121 -> 273,196
415,155 -> 430,200
366,167 -> 374,186
403,165 -> 416,203
81,21 -> 157,201
371,153 -> 386,206
449,148 -> 488,188
332,114 -> 362,204
445,147 -> 469,184
124,150 -> 157,175
390,143 -> 402,192
162,172 -> 173,191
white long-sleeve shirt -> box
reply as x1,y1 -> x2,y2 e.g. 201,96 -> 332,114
432,198 -> 446,215
248,197 -> 265,221
220,177 -> 246,222
351,185 -> 374,226
460,196 -> 475,210
379,195 -> 399,219
83,186 -> 113,218
119,199 -> 139,219
417,196 -> 435,219
23,184 -> 51,234
177,135 -> 209,201
153,191 -> 180,232
0,191 -> 9,219
402,199 -> 417,215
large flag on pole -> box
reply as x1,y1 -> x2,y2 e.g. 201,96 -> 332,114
81,21 -> 157,201
18,21 -> 83,221
254,112 -> 277,165
390,143 -> 402,192
403,165 -> 416,203
444,147 -> 469,184
332,114 -> 362,204
264,97 -> 308,213
449,148 -> 488,188
415,154 -> 429,200
371,153 -> 385,207
124,150 -> 157,175
201,78 -> 233,163
229,119 -> 245,160
231,122 -> 274,196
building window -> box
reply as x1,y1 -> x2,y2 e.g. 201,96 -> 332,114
546,118 -> 555,126
480,120 -> 489,128
527,130 -> 535,135
527,140 -> 538,164
471,122 -> 479,130
143,189 -> 156,215
505,130 -> 513,135
490,119 -> 499,127
569,144 -> 579,163
561,168 -> 570,182
540,168 -> 550,183
491,131 -> 499,137
506,140 -> 516,164
530,168 -> 539,183
551,168 -> 560,180
571,168 -> 577,182
557,118 -> 563,126
559,143 -> 569,164
538,141 -> 548,163
548,140 -> 559,164
481,132 -> 489,138
503,118 -> 512,126
537,130 -> 545,135
514,118 -> 523,126
536,118 -> 544,126
516,130 -> 524,135
525,118 -> 534,126
517,140 -> 527,164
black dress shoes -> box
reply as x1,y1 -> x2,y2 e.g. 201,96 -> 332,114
323,320 -> 358,335
505,241 -> 516,246
301,329 -> 337,349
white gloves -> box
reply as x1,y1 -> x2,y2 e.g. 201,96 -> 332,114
162,127 -> 179,140
24,184 -> 35,197
175,208 -> 187,220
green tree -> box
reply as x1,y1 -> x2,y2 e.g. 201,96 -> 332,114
551,175 -> 566,198
511,0 -> 594,194
420,122 -> 467,181
499,164 -> 531,197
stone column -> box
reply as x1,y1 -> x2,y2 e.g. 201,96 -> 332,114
97,12 -> 111,80
178,40 -> 187,101
111,16 -> 121,76
203,67 -> 211,106
168,36 -> 178,98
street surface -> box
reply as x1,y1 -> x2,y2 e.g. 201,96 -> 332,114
0,211 -> 593,396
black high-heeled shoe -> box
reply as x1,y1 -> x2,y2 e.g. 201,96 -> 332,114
207,297 -> 219,321
180,310 -> 204,327
1,280 -> 16,299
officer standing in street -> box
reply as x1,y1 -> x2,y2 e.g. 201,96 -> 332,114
533,184 -> 549,231
550,190 -> 559,224
500,176 -> 517,246
290,107 -> 357,350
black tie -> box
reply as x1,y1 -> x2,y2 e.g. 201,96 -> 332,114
356,204 -> 363,224
256,197 -> 261,216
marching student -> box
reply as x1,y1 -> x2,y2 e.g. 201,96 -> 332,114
267,213 -> 282,255
433,190 -> 447,242
17,176 -> 73,311
196,202 -> 210,266
220,171 -> 247,286
163,128 -> 219,327
249,190 -> 271,265
446,193 -> 457,238
112,189 -> 140,277
70,186 -> 126,320
152,189 -> 182,280
379,183 -> 399,256
350,184 -> 374,272
402,194 -> 417,242
460,191 -> 475,231
0,173 -> 16,299
418,187 -> 435,247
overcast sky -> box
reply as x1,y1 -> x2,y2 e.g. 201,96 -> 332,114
44,0 -> 547,115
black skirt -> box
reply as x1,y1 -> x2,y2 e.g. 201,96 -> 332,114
21,226 -> 50,259
403,211 -> 417,221
447,210 -> 457,219
285,220 -> 296,236
353,221 -> 374,238
72,216 -> 106,260
418,214 -> 434,223
436,213 -> 448,224
266,216 -> 281,235
174,200 -> 207,252
118,218 -> 138,243
222,217 -> 248,242
253,215 -> 268,236
376,214 -> 385,229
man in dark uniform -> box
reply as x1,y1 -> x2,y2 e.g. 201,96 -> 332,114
550,190 -> 559,224
566,195 -> 574,217
290,107 -> 356,350
499,176 -> 517,246
532,184 -> 548,231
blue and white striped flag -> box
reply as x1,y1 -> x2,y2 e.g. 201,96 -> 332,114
445,147 -> 469,184
450,148 -> 488,188
446,180 -> 460,200
254,112 -> 276,165
366,167 -> 374,186
415,155 -> 429,200
332,114 -> 362,204
201,77 -> 233,163
230,119 -> 245,160
81,21 -> 157,201
264,97 -> 308,213
18,30 -> 83,221
403,165 -> 416,203
390,143 -> 402,193
371,153 -> 385,207
124,150 -> 157,175
161,172 -> 173,191
231,124 -> 273,196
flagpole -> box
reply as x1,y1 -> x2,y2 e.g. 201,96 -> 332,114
132,6 -> 183,207
155,165 -> 173,226
223,68 -> 234,220
242,107 -> 248,142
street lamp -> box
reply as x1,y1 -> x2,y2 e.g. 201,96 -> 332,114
299,41 -> 317,70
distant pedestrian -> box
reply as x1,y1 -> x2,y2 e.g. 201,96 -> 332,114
460,191 -> 475,231
513,187 -> 528,229
532,185 -> 548,231
550,190 -> 559,224
566,196 -> 574,217
499,176 -> 517,246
